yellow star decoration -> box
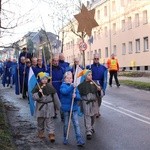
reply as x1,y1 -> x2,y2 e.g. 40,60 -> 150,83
74,4 -> 99,37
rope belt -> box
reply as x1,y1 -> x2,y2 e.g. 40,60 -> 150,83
83,99 -> 96,105
38,101 -> 53,111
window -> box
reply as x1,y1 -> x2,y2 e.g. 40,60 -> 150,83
105,47 -> 108,57
113,23 -> 116,34
97,30 -> 101,39
105,26 -> 108,37
97,10 -> 100,20
128,17 -> 132,29
128,41 -> 133,54
135,13 -> 139,27
145,66 -> 148,70
122,43 -> 126,55
104,6 -> 107,16
143,10 -> 148,24
122,20 -> 125,31
98,49 -> 101,58
135,39 -> 140,53
112,1 -> 116,12
143,37 -> 149,51
113,45 -> 117,55
94,31 -> 97,40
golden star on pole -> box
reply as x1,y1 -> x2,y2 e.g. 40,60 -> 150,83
74,4 -> 99,37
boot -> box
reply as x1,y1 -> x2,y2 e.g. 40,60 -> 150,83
37,131 -> 45,139
49,134 -> 55,143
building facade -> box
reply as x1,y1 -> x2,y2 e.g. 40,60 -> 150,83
61,0 -> 150,71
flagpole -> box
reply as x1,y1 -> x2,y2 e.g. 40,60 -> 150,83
42,47 -> 47,71
66,65 -> 79,140
17,63 -> 20,94
89,43 -> 92,68
88,36 -> 93,69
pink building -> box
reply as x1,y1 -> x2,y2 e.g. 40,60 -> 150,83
61,0 -> 150,71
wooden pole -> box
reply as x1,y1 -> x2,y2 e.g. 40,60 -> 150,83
66,65 -> 79,140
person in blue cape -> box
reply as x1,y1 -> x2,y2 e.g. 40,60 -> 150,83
34,57 -> 46,80
16,56 -> 27,99
86,54 -> 108,117
10,58 -> 17,88
47,55 -> 65,119
2,58 -> 12,87
47,55 -> 65,98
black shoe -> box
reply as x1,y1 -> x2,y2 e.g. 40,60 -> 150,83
22,95 -> 27,99
117,84 -> 120,87
86,134 -> 92,140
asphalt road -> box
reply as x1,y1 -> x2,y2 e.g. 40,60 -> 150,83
0,84 -> 150,150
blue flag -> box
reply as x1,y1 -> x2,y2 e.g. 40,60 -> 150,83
28,67 -> 37,116
88,36 -> 93,44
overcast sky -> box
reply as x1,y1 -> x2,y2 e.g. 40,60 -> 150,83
1,0 -> 87,47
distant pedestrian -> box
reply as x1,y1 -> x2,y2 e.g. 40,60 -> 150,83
32,72 -> 60,142
107,53 -> 120,87
78,69 -> 101,140
60,71 -> 85,146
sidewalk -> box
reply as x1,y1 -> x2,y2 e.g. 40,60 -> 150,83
118,76 -> 150,83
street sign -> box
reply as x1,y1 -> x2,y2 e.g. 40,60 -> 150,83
79,42 -> 87,51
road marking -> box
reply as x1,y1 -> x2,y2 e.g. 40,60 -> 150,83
102,101 -> 150,125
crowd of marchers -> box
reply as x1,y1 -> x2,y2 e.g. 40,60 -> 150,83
0,47 -> 120,147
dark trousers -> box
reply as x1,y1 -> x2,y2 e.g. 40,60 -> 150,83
109,70 -> 119,86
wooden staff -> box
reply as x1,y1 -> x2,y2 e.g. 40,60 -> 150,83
17,64 -> 20,94
22,53 -> 27,98
42,47 -> 47,71
37,82 -> 44,97
91,79 -> 101,90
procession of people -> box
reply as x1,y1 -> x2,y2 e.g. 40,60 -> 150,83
0,47 -> 119,147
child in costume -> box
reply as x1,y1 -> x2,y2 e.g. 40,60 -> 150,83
60,71 -> 85,146
32,72 -> 60,142
78,69 -> 101,140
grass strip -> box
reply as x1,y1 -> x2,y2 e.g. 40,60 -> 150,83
119,80 -> 150,91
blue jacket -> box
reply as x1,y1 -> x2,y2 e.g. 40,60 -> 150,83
46,65 -> 65,98
60,82 -> 81,112
86,63 -> 108,92
59,60 -> 70,72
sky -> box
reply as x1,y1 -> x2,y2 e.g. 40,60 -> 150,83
0,0 -> 87,48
